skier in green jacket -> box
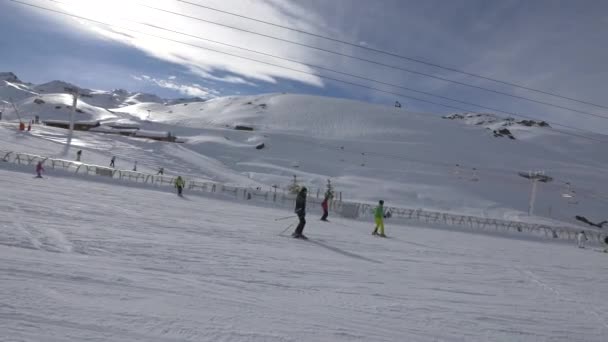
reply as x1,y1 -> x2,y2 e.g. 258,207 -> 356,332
174,176 -> 185,196
372,200 -> 386,237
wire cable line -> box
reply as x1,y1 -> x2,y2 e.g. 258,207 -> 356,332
135,23 -> 605,124
177,0 -> 608,111
12,0 -> 608,143
128,1 -> 608,118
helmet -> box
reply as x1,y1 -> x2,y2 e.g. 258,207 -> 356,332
301,187 -> 307,192
379,200 -> 384,205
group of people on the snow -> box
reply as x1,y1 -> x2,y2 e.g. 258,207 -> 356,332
109,156 -> 165,176
33,154 -> 607,247
290,185 -> 390,239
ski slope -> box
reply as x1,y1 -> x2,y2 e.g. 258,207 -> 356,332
2,72 -> 608,341
1,165 -> 607,341
2,84 -> 608,228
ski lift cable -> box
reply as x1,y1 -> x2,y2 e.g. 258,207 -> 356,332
176,0 -> 608,111
133,0 -> 608,119
12,0 -> 608,144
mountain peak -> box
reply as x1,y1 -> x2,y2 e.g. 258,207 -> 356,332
0,72 -> 21,83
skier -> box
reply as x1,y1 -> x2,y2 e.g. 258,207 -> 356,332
320,194 -> 329,221
372,200 -> 387,237
76,150 -> 82,161
174,176 -> 185,196
157,167 -> 164,175
27,120 -> 31,131
132,161 -> 137,172
110,156 -> 116,168
35,161 -> 44,178
292,187 -> 308,239
577,231 -> 588,248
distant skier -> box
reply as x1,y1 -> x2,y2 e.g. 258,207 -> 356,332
76,150 -> 82,161
372,200 -> 387,237
35,161 -> 44,178
320,194 -> 329,221
174,176 -> 185,196
157,167 -> 164,175
27,120 -> 31,131
110,156 -> 116,168
577,231 -> 588,248
292,187 -> 308,239
132,161 -> 137,172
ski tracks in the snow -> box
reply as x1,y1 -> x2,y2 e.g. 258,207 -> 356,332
0,203 -> 73,253
518,267 -> 608,332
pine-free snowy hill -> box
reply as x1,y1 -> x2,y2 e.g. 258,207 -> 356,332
1,72 -> 607,227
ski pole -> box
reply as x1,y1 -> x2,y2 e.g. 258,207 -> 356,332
274,215 -> 297,221
278,222 -> 296,235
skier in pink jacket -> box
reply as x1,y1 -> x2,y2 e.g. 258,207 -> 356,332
35,161 -> 44,178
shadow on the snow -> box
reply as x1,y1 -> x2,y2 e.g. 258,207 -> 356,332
307,239 -> 382,264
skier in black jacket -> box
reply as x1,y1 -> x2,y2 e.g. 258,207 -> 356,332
292,187 -> 308,239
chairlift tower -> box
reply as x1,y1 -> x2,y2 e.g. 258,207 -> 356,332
518,170 -> 553,216
64,87 -> 79,146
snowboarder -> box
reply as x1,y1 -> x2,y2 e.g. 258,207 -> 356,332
76,150 -> 82,161
320,194 -> 329,221
174,176 -> 185,196
110,156 -> 116,168
577,231 -> 588,248
372,200 -> 386,237
157,167 -> 164,175
132,161 -> 137,172
292,187 -> 308,239
35,161 -> 44,178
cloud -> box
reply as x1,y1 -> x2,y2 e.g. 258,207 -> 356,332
132,74 -> 219,98
11,0 -> 608,133
31,0 -> 326,89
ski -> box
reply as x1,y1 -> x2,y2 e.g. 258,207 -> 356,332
280,233 -> 309,240
291,233 -> 308,240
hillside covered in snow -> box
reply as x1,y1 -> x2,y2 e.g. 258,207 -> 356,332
1,164 -> 607,341
2,72 -> 608,342
2,72 -> 608,228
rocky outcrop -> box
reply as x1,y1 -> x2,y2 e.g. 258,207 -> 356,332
0,72 -> 21,83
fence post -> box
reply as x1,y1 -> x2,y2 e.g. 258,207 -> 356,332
2,151 -> 12,161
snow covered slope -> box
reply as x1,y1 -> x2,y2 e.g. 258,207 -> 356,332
1,166 -> 607,341
1,72 -> 607,229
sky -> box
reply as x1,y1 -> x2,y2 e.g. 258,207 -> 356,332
1,0 -> 608,133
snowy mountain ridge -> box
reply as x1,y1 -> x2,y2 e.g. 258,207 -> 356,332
1,72 -> 607,229
0,73 -> 202,109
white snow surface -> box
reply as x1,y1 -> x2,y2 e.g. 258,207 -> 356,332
1,167 -> 607,342
2,81 -> 608,227
2,73 -> 608,341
